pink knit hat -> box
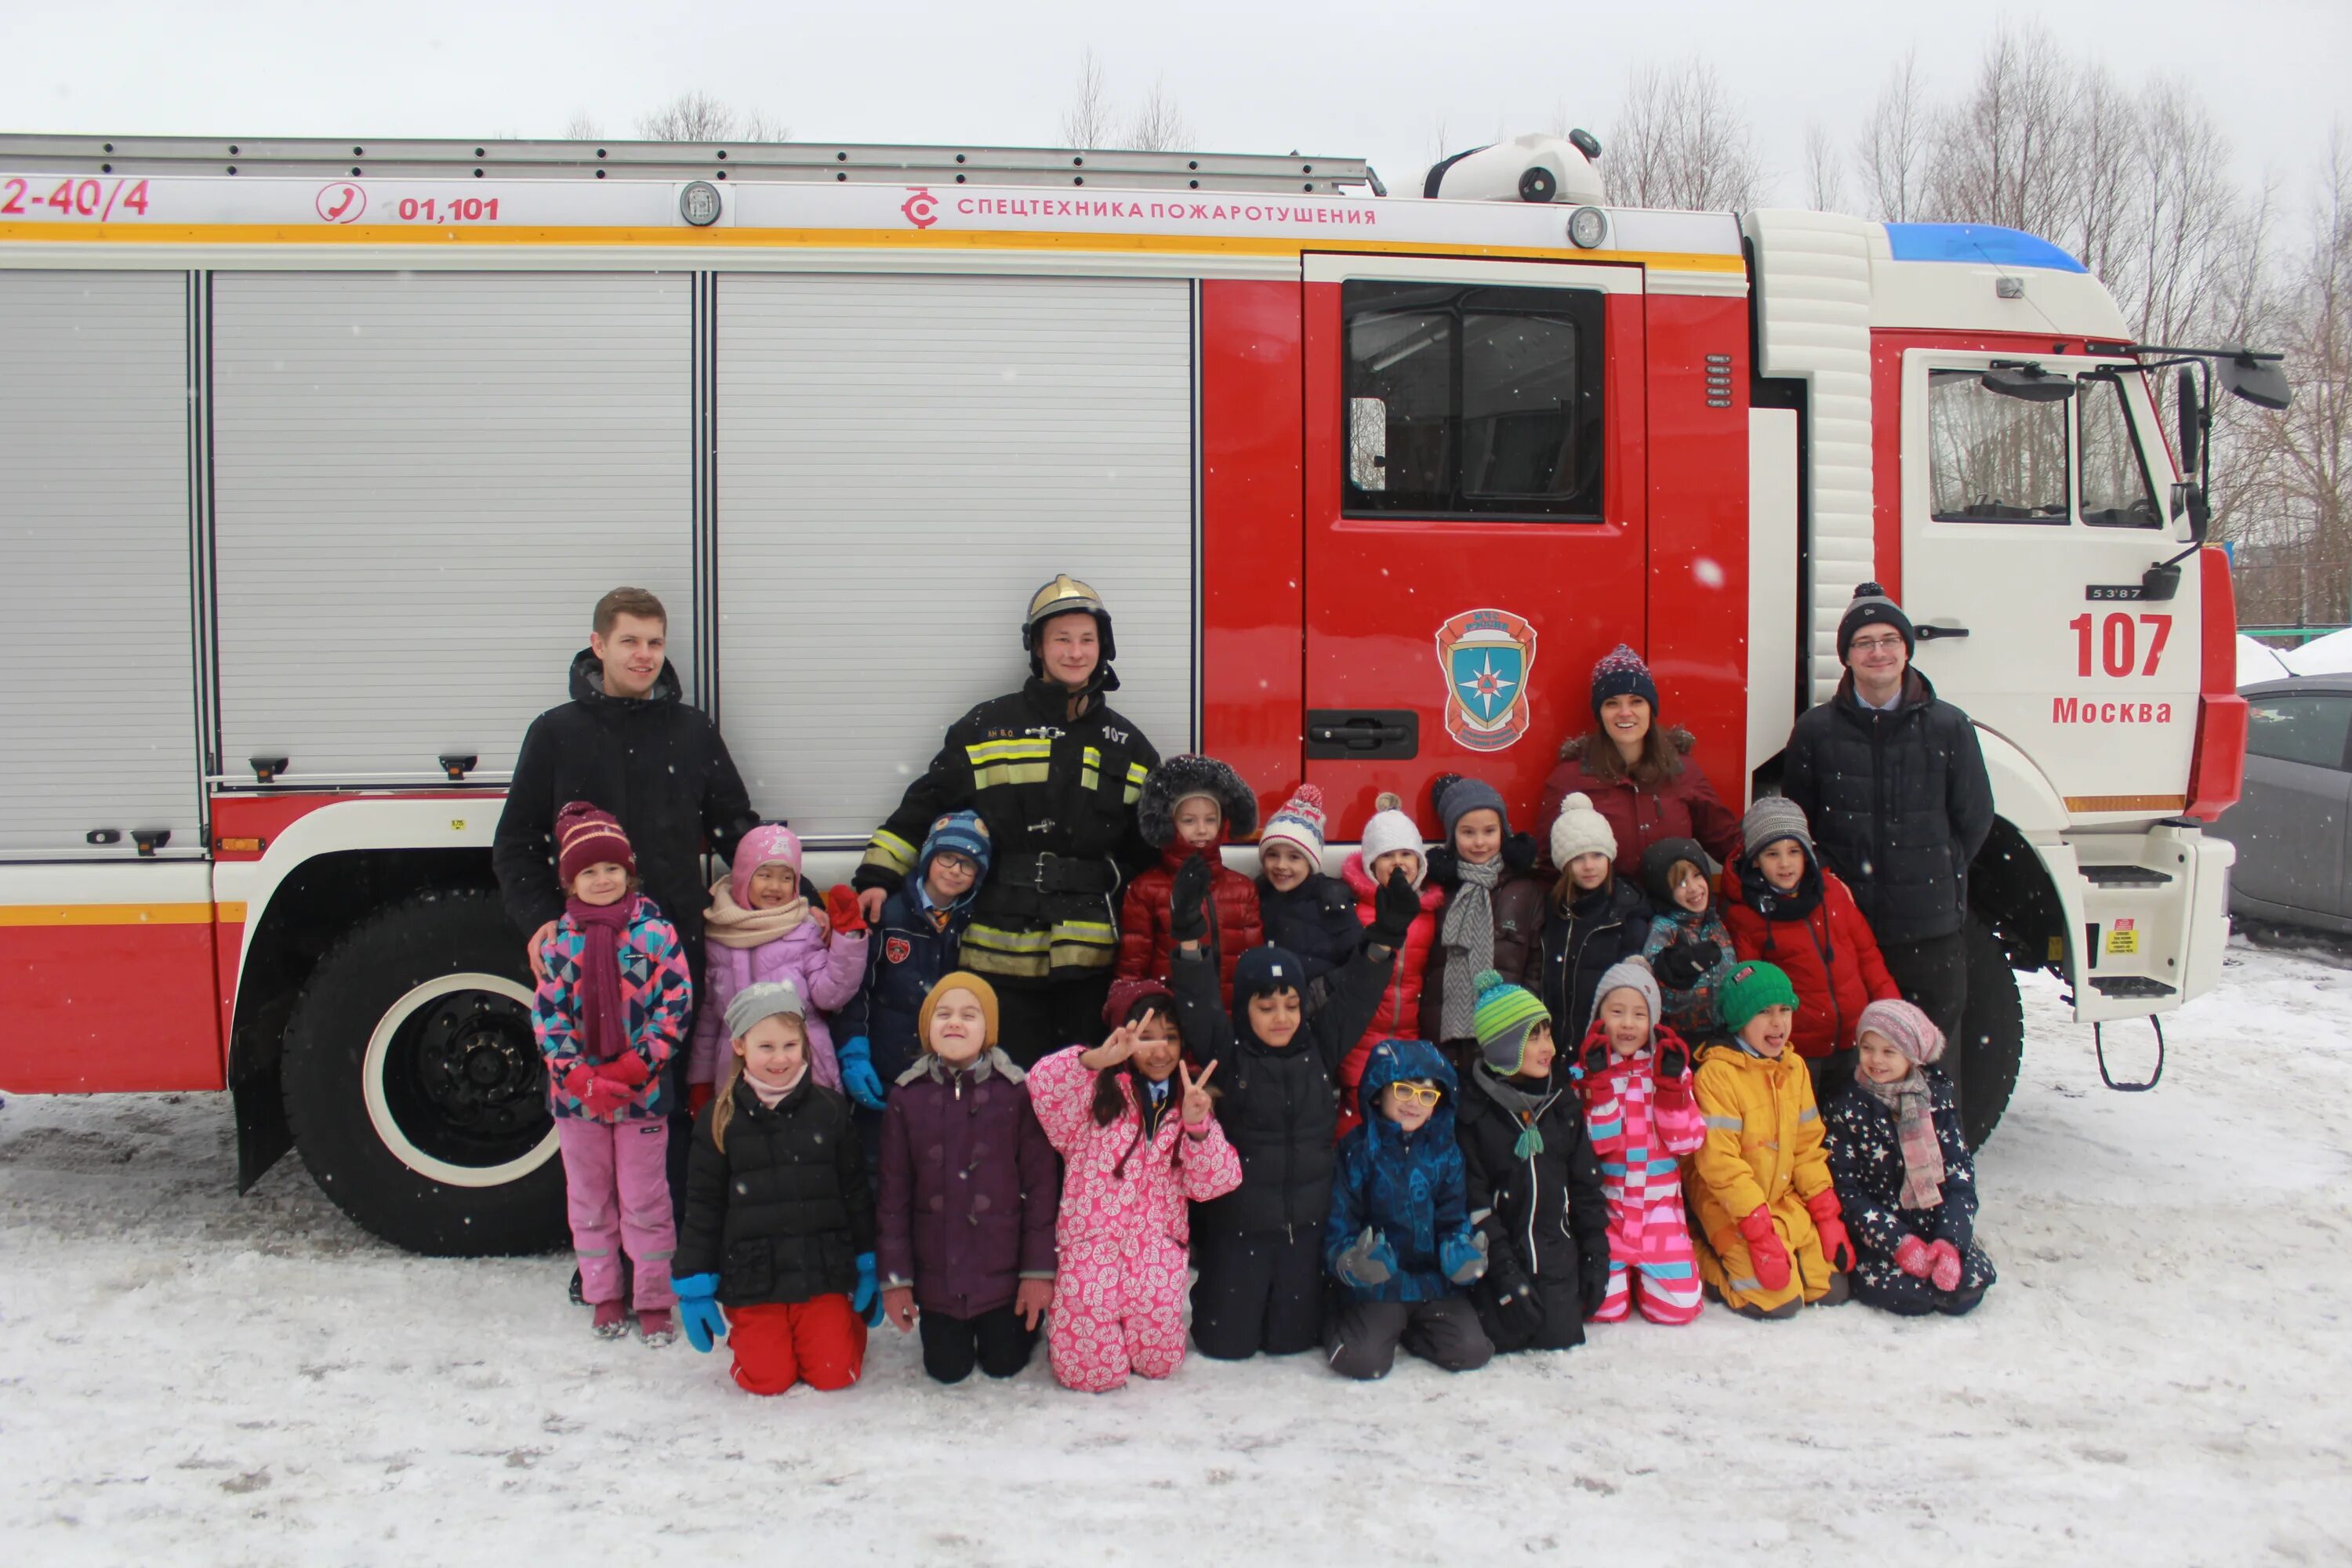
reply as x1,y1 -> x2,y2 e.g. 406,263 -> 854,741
1856,998 -> 1945,1065
728,823 -> 804,909
556,801 -> 633,885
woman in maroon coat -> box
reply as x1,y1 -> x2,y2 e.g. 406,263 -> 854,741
1537,644 -> 1740,878
876,973 -> 1061,1384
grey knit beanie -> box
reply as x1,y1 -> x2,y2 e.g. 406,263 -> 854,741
1436,775 -> 1512,841
1589,959 -> 1664,1033
1741,797 -> 1815,862
724,980 -> 807,1040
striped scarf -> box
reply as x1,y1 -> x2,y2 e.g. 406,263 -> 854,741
1864,1069 -> 1945,1209
1439,857 -> 1501,1041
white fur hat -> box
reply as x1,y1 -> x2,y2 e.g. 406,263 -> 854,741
1358,793 -> 1427,888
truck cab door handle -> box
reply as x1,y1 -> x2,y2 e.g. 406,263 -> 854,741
1305,709 -> 1419,759
1916,624 -> 1970,641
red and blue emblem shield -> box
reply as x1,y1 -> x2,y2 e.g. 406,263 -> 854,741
1436,608 -> 1537,753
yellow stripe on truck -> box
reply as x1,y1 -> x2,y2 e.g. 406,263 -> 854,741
0,902 -> 234,927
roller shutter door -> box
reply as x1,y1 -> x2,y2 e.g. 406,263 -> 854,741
211,273 -> 693,779
0,270 -> 198,859
716,274 -> 1195,840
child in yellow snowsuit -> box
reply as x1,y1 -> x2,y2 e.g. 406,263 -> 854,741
1686,961 -> 1857,1319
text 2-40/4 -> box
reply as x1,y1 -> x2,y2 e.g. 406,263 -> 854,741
2,178 -> 151,218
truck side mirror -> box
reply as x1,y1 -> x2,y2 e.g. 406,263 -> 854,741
2219,353 -> 2292,412
2175,365 -> 2201,476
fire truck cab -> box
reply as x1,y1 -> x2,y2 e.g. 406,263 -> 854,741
0,133 -> 2249,1253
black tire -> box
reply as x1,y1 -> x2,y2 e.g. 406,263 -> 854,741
1955,915 -> 2024,1149
281,887 -> 565,1256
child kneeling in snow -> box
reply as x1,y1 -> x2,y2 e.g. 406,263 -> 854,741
1570,960 -> 1705,1325
1323,1038 -> 1495,1380
534,803 -> 693,1345
1822,999 -> 1997,1317
1028,982 -> 1242,1392
875,973 -> 1061,1382
1686,962 -> 1858,1321
671,982 -> 880,1395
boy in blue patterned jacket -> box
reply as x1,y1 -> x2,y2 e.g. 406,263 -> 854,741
534,802 -> 695,1344
1322,1037 -> 1496,1379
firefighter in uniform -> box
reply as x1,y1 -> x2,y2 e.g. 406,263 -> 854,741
853,576 -> 1161,1066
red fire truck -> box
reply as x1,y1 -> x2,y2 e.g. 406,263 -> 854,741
0,132 -> 2265,1254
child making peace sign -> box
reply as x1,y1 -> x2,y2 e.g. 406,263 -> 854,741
1026,980 -> 1241,1392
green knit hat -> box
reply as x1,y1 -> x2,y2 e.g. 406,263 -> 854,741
1717,960 -> 1799,1036
1472,968 -> 1552,1076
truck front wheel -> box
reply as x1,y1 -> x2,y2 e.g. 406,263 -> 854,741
281,888 -> 564,1255
1956,915 -> 2025,1149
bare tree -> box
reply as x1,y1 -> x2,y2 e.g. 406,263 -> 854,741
1062,49 -> 1112,148
1856,50 -> 1933,221
1127,78 -> 1189,153
1605,59 -> 1762,211
1802,122 -> 1846,212
562,112 -> 604,141
634,90 -> 786,143
1924,23 -> 2082,238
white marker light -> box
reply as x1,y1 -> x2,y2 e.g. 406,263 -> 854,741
1567,206 -> 1607,249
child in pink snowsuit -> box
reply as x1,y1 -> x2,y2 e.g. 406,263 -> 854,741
690,824 -> 869,1104
534,802 -> 695,1343
1027,978 -> 1242,1392
1570,960 -> 1704,1325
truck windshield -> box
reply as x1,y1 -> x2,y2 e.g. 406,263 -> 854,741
1929,368 -> 2069,523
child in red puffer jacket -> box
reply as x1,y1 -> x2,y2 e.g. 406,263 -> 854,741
1116,754 -> 1265,1004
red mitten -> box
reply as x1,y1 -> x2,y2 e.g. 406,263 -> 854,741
1653,1073 -> 1693,1108
1928,1239 -> 1963,1293
1806,1189 -> 1856,1272
1736,1207 -> 1791,1293
825,885 -> 867,935
1895,1236 -> 1934,1279
579,1076 -> 632,1118
688,1081 -> 715,1116
600,1053 -> 652,1089
558,1062 -> 597,1105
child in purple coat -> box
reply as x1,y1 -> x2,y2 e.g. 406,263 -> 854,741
876,972 -> 1062,1383
689,823 -> 869,1106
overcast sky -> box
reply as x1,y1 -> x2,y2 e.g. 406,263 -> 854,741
9,1 -> 2346,212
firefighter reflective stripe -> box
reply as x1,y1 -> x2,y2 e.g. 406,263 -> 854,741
1798,1107 -> 1819,1123
862,828 -> 919,877
967,738 -> 1052,789
1703,1115 -> 1742,1132
1123,760 -> 1149,804
1080,746 -> 1102,793
963,917 -> 1120,978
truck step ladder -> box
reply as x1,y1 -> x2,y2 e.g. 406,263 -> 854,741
0,136 -> 1381,195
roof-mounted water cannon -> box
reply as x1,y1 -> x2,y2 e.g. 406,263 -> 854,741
1422,131 -> 1606,209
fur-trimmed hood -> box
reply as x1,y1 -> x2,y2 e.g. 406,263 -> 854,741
1558,724 -> 1697,764
1137,753 -> 1260,849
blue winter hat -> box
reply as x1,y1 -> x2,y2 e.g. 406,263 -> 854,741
1232,945 -> 1308,1004
917,811 -> 992,892
1589,643 -> 1661,718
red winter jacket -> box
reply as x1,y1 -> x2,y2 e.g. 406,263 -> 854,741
1537,729 -> 1743,879
1117,842 -> 1265,1004
1719,862 -> 1900,1060
1335,851 -> 1447,1141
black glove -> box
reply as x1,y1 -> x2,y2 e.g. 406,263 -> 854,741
1579,1251 -> 1613,1319
1423,845 -> 1460,889
1169,853 -> 1213,945
1492,1275 -> 1545,1338
1653,938 -> 1721,990
1502,830 -> 1539,875
1579,1029 -> 1611,1078
1656,1034 -> 1689,1082
1367,866 -> 1419,949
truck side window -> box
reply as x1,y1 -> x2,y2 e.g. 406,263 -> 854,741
1927,368 -> 2069,523
2245,694 -> 2352,772
2078,374 -> 2162,528
1343,281 -> 1605,521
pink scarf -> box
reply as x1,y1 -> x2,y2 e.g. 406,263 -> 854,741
564,894 -> 637,1064
1864,1069 -> 1946,1209
702,877 -> 811,950
746,1063 -> 807,1108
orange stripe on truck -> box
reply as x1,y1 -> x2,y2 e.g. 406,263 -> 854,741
0,902 -> 243,927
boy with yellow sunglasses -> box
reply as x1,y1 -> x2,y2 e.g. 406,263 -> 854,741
1322,1036 -> 1495,1380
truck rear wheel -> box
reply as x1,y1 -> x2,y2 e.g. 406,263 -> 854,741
281,888 -> 564,1255
1957,915 -> 2024,1149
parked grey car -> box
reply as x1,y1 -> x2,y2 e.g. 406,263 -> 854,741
2209,676 -> 2352,934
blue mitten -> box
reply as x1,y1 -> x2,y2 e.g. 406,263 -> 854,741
1440,1229 -> 1490,1284
853,1252 -> 882,1327
837,1036 -> 888,1112
672,1272 -> 726,1354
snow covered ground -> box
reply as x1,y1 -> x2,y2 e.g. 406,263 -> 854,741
5,943 -> 2350,1566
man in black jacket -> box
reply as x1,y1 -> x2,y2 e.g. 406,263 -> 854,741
494,586 -> 761,1212
1782,583 -> 1994,1101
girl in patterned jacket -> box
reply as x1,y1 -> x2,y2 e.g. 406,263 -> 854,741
1821,999 -> 1996,1316
1637,837 -> 1734,1042
533,803 -> 695,1344
688,823 -> 870,1108
1569,960 -> 1705,1325
1027,980 -> 1242,1392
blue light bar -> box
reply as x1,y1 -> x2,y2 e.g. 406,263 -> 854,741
1884,222 -> 2088,274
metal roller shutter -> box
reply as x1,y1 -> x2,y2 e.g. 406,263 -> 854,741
0,270 -> 198,859
716,274 -> 1195,841
211,273 -> 693,780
